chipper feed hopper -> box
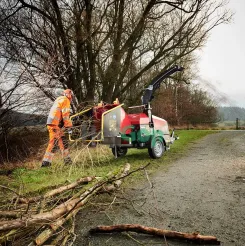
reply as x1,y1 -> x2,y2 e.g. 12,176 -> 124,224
70,65 -> 184,158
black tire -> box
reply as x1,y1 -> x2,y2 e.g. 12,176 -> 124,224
148,148 -> 154,158
112,146 -> 128,158
148,138 -> 164,159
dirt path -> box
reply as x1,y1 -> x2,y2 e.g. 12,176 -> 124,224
74,131 -> 245,246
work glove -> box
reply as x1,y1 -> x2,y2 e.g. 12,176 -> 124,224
67,128 -> 72,134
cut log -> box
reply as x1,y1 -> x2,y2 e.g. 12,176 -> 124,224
89,224 -> 221,245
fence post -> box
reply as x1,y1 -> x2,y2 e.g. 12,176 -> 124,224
236,118 -> 239,130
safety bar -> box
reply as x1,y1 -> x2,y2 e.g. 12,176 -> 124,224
69,104 -> 124,142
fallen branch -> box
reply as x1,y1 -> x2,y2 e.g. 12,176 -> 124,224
89,224 -> 221,245
98,163 -> 131,193
0,163 -> 155,245
0,185 -> 21,197
17,176 -> 95,204
0,210 -> 24,219
34,206 -> 80,246
33,164 -> 133,245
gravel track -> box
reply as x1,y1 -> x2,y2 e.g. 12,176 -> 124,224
75,131 -> 245,246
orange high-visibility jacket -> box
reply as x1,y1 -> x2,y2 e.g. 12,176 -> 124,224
47,96 -> 72,127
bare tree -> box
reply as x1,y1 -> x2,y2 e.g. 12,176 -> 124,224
0,0 -> 232,105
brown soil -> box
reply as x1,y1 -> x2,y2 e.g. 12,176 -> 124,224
74,131 -> 245,246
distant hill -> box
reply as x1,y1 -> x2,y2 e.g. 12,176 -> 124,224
0,109 -> 46,127
217,107 -> 245,121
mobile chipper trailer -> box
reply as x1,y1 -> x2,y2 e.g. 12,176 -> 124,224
70,65 -> 183,158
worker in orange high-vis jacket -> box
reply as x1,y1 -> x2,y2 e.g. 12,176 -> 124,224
41,89 -> 73,167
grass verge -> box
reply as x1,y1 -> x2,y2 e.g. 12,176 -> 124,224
0,130 -> 218,197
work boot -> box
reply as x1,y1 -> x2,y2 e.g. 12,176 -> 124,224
64,157 -> 72,165
41,161 -> 51,167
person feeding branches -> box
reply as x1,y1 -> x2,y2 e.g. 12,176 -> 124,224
41,89 -> 73,167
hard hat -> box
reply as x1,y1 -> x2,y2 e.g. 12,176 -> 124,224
63,89 -> 73,100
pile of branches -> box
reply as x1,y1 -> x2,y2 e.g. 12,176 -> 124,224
0,163 -> 132,245
0,161 -> 221,245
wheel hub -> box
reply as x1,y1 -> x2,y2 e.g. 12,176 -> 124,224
154,141 -> 163,156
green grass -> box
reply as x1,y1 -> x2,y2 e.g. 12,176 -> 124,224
1,130 -> 218,196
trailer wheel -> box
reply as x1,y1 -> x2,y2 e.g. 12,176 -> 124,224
148,138 -> 164,159
112,147 -> 128,158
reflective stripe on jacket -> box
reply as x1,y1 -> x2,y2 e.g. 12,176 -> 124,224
47,96 -> 72,127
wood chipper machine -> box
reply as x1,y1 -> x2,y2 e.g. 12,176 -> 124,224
69,65 -> 184,158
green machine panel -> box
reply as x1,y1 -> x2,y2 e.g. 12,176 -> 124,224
137,124 -> 151,142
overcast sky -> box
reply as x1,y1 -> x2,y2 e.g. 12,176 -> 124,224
197,1 -> 245,108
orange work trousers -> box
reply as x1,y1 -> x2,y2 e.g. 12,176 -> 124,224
42,125 -> 69,164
